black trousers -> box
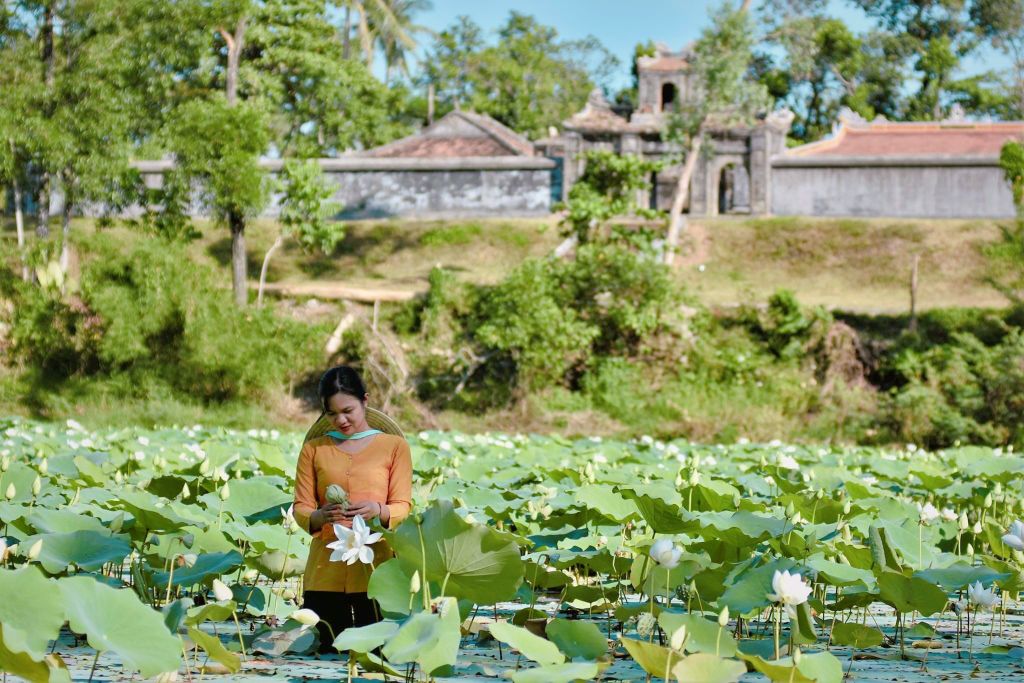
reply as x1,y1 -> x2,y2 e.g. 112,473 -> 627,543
302,591 -> 382,654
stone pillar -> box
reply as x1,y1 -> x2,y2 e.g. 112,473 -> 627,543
562,132 -> 582,202
749,128 -> 769,215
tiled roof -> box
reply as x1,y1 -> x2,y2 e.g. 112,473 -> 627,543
638,55 -> 689,72
788,120 -> 1024,158
364,110 -> 534,158
564,88 -> 630,133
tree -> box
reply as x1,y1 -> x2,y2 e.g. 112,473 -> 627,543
167,97 -> 270,307
972,0 -> 1024,116
663,1 -> 769,265
338,0 -> 426,74
852,0 -> 979,120
257,160 -> 343,306
987,140 -> 1024,304
421,12 -> 619,138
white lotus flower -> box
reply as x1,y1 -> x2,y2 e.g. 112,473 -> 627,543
327,516 -> 382,565
1001,520 -> 1024,551
211,578 -> 233,602
918,502 -> 940,525
649,539 -> 682,569
968,581 -> 998,610
766,570 -> 812,616
0,538 -> 8,562
940,508 -> 957,522
778,454 -> 799,470
290,608 -> 320,629
282,504 -> 298,533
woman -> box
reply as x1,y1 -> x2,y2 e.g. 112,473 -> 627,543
292,366 -> 413,653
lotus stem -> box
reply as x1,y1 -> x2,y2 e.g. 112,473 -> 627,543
87,650 -> 100,683
232,612 -> 247,659
440,572 -> 451,598
165,562 -> 175,605
773,606 -> 781,660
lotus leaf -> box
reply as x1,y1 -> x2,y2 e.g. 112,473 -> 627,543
719,558 -> 798,614
0,625 -> 71,683
332,620 -> 400,653
739,653 -> 816,682
510,661 -> 603,683
545,618 -> 608,660
25,509 -> 107,535
672,652 -> 747,683
58,576 -> 181,678
488,621 -> 565,666
0,566 -> 66,658
830,621 -> 885,648
246,550 -> 305,579
620,637 -> 672,676
149,550 -> 243,588
382,597 -> 461,675
877,571 -> 947,616
27,530 -> 131,574
915,563 -> 1009,590
187,628 -> 241,673
658,612 -> 738,658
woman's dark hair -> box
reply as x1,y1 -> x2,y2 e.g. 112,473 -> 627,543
318,366 -> 367,412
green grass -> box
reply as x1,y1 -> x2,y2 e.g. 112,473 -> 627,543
677,215 -> 1007,312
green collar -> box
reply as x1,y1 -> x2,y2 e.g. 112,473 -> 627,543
326,429 -> 382,441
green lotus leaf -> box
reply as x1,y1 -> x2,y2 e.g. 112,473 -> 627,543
0,624 -> 71,683
163,598 -> 192,633
877,571 -> 947,616
58,576 -> 181,678
250,625 -> 316,655
25,509 -> 108,535
574,485 -> 637,523
915,563 -> 1009,590
829,622 -> 884,648
510,661 -> 603,683
545,618 -> 608,660
187,628 -> 241,673
619,489 -> 690,533
983,557 -> 1024,593
620,636 -> 672,676
113,490 -> 189,533
658,612 -> 738,658
739,653 -> 816,683
0,566 -> 66,659
367,558 -> 425,616
796,651 -> 844,683
382,597 -> 461,675
184,601 -> 236,625
197,478 -> 291,519
27,530 -> 131,574
149,551 -> 243,588
805,553 -> 875,589
223,520 -> 295,555
391,500 -> 523,604
792,602 -> 818,646
332,620 -> 400,653
71,456 -> 107,487
488,621 -> 565,666
246,550 -> 305,579
631,552 -> 710,596
672,653 -> 747,683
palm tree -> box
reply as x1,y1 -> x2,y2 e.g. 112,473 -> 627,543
338,0 -> 430,75
377,0 -> 433,83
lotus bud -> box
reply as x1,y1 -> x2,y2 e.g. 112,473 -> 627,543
198,459 -> 210,475
114,471 -> 123,485
181,483 -> 190,499
179,553 -> 197,568
785,502 -> 796,518
27,539 -> 43,561
38,458 -> 48,475
243,569 -> 259,583
995,483 -> 1003,495
325,484 -> 349,507
5,483 -> 14,500
718,606 -> 729,627
211,579 -> 233,602
959,512 -> 969,530
842,525 -> 852,542
967,543 -> 975,556
670,624 -> 688,651
219,482 -> 230,501
732,494 -> 742,508
675,472 -> 684,487
792,647 -> 802,665
688,470 -> 700,486
0,455 -> 8,471
984,493 -> 993,509
815,489 -> 824,500
972,521 -> 982,534
759,455 -> 767,468
282,588 -> 296,600
410,570 -> 421,594
842,500 -> 852,515
110,513 -> 124,534
291,608 -> 319,627
32,476 -> 41,496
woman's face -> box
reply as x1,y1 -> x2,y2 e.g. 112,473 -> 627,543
325,392 -> 369,435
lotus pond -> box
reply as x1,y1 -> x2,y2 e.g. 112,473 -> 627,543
3,418 -> 1024,682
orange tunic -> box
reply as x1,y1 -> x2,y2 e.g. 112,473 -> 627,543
292,433 -> 413,593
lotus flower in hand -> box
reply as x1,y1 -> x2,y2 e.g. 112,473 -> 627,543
327,515 -> 382,565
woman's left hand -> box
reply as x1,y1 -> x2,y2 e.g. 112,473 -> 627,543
344,501 -> 382,521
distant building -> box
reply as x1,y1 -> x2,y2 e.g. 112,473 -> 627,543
537,43 -> 794,217
772,110 -> 1024,218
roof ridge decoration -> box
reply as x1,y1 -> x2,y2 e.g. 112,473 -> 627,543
362,109 -> 535,158
564,88 -> 629,133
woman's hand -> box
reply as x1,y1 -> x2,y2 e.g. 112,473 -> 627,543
310,503 -> 346,532
343,501 -> 382,521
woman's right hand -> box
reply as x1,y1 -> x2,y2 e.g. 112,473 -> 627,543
310,503 -> 347,532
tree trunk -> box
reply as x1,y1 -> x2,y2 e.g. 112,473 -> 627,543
219,18 -> 247,106
59,191 -> 72,274
257,234 -> 284,307
37,173 -> 51,238
11,144 -> 28,281
42,2 -> 55,86
427,83 -> 435,125
37,3 -> 55,239
663,134 -> 703,266
230,210 -> 248,306
342,6 -> 351,60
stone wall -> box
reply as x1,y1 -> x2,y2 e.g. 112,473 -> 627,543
131,156 -> 556,220
771,156 -> 1015,218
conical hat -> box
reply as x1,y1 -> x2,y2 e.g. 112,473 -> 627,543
303,406 -> 405,443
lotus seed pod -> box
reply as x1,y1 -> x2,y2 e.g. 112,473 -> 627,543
410,570 -> 421,594
325,484 -> 349,506
38,458 -> 48,475
718,606 -> 729,627
219,483 -> 230,501
27,539 -> 43,561
31,476 -> 41,496
637,612 -> 656,637
5,483 -> 15,500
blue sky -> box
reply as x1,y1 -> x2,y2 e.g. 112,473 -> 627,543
408,0 -> 1006,92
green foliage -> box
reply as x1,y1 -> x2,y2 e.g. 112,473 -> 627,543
166,97 -> 269,225
560,151 -> 662,243
420,223 -> 483,247
739,289 -> 832,360
1000,141 -> 1024,212
420,12 -> 618,138
277,160 -> 344,253
7,233 -> 322,404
